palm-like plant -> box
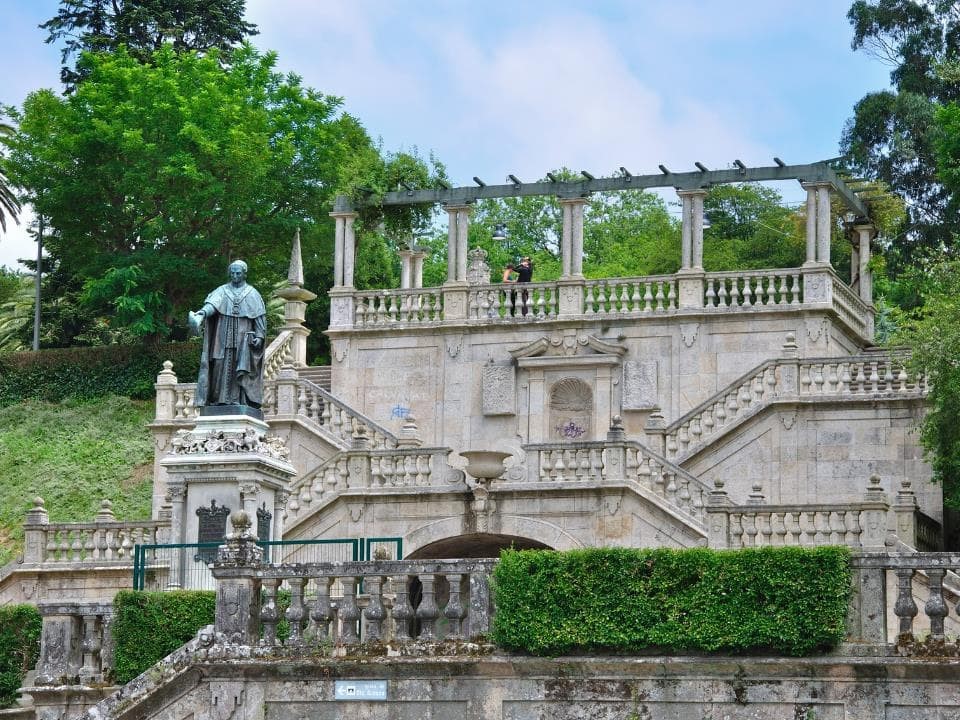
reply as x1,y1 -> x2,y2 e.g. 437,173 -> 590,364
0,123 -> 21,233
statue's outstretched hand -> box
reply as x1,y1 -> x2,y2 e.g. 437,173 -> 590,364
188,310 -> 204,335
249,335 -> 263,350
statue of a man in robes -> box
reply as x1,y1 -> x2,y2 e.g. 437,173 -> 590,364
189,260 -> 266,411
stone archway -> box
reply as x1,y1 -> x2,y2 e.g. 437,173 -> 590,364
549,377 -> 593,441
406,533 -> 551,559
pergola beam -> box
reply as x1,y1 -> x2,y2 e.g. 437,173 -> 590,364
346,160 -> 870,220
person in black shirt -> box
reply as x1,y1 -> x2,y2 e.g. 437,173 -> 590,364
516,257 -> 533,315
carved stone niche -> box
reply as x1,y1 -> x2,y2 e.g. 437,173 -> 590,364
510,332 -> 627,442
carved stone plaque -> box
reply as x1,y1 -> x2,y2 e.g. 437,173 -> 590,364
482,364 -> 516,416
623,360 -> 658,410
195,499 -> 230,562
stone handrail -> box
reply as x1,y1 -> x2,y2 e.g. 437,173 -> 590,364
354,287 -> 444,326
212,554 -> 496,647
469,281 -> 559,319
22,499 -> 168,565
263,375 -> 399,451
848,552 -> 960,649
659,352 -> 927,462
520,438 -> 710,526
284,445 -> 458,526
831,275 -> 871,337
263,329 -> 295,380
703,269 -> 802,308
583,275 -> 677,315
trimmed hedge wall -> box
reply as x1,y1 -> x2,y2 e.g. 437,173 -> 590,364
111,590 -> 215,683
0,342 -> 200,406
0,605 -> 41,708
492,546 -> 851,656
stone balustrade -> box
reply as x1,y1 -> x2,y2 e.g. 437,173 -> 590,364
284,446 -> 459,523
583,276 -> 677,315
263,329 -> 295,380
211,522 -> 495,647
703,269 -> 802,308
848,552 -> 960,649
658,352 -> 927,461
521,433 -> 710,526
264,374 -> 399,450
34,601 -> 113,686
22,498 -> 169,565
331,266 -> 874,340
469,281 -> 559,319
354,287 -> 444,326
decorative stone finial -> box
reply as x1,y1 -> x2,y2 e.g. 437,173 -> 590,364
747,481 -> 766,505
229,510 -> 252,539
157,359 -> 177,384
287,227 -> 304,287
782,332 -> 799,358
95,499 -> 116,522
397,414 -> 423,448
645,409 -> 666,431
26,497 -> 49,525
607,415 -> 626,442
864,474 -> 887,503
215,510 -> 263,566
33,496 -> 45,509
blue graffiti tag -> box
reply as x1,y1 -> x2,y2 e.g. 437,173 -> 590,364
391,404 -> 411,419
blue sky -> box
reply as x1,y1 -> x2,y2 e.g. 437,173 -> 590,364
0,1 -> 892,269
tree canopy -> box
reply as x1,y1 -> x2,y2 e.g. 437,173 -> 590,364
2,44 -> 441,348
841,0 -> 960,273
42,0 -> 258,88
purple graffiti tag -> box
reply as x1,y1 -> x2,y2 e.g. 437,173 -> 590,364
556,421 -> 586,439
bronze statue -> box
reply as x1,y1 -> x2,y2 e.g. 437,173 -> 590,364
189,260 -> 266,411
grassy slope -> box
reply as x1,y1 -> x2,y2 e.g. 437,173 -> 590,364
0,396 -> 154,566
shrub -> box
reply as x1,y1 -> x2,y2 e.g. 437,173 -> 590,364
492,546 -> 850,656
0,605 -> 41,708
0,342 -> 200,406
111,591 -> 215,683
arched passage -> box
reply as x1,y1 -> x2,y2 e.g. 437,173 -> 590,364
406,533 -> 552,559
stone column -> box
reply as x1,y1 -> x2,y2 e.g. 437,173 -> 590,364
399,249 -> 413,289
861,475 -> 890,550
273,490 -> 288,543
166,484 -> 186,589
333,215 -> 345,287
442,204 -> 472,319
854,224 -> 875,304
412,250 -> 426,288
343,213 -> 357,287
456,206 -> 470,281
802,183 -> 817,265
560,200 -> 573,276
676,189 -> 707,309
154,360 -> 178,422
445,205 -> 458,283
816,183 -> 832,265
23,496 -> 49,564
239,482 -> 261,538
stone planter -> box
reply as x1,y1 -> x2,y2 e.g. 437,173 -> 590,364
459,451 -> 511,481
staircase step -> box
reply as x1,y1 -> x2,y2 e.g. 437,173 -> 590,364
299,366 -> 331,391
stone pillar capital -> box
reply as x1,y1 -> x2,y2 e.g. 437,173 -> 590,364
676,188 -> 709,198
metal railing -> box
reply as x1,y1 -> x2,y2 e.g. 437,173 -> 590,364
133,536 -> 402,590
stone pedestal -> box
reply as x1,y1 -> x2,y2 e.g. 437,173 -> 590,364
160,412 -> 295,589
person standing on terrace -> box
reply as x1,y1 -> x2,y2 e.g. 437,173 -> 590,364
516,256 -> 534,315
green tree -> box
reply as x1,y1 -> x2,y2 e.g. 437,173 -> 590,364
841,0 -> 960,272
0,123 -> 20,233
42,0 -> 258,88
2,45 -> 387,344
894,259 -> 960,509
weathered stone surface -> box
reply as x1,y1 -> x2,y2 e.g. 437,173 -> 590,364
622,360 -> 658,410
482,365 -> 516,416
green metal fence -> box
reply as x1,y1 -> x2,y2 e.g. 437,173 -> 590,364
132,536 -> 403,591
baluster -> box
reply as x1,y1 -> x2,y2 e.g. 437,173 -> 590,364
636,453 -> 652,488
894,569 -> 918,635
584,284 -> 596,315
416,574 -> 439,640
769,513 -> 786,546
678,425 -> 690,452
742,514 -> 758,546
758,513 -> 773,546
714,400 -> 726,427
754,276 -> 765,305
631,281 -> 642,312
897,364 -> 909,393
717,279 -> 728,307
596,283 -> 608,314
339,576 -> 360,643
742,278 -> 753,307
577,450 -> 591,479
363,575 -> 386,643
845,510 -> 860,546
391,575 -> 414,641
261,578 -> 280,647
725,392 -> 739,418
174,390 -> 186,420
643,282 -> 654,312
590,449 -> 603,480
765,365 -> 777,397
296,383 -> 308,415
730,514 -> 744,547
813,364 -> 824,393
71,530 -> 83,561
664,471 -> 678,502
690,417 -> 702,446
752,375 -> 764,403
925,569 -> 949,641
783,512 -> 801,545
730,278 -> 741,307
869,362 -> 880,393
702,405 -> 715,436
667,282 -> 677,310
705,278 -> 716,307
765,275 -> 776,305
83,529 -> 96,561
799,512 -> 816,545
665,433 -> 678,458
286,576 -> 307,646
618,283 -> 630,312
854,362 -> 867,393
825,363 -> 838,393
677,477 -> 691,513
535,288 -> 546,317
814,512 -> 830,544
443,573 -> 465,640
829,512 -> 845,544
651,459 -> 665,496
883,360 -> 894,392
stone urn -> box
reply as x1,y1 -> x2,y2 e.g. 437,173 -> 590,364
459,450 -> 511,482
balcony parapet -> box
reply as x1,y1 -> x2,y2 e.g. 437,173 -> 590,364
327,266 -> 876,341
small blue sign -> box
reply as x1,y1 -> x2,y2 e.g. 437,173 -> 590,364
334,680 -> 388,701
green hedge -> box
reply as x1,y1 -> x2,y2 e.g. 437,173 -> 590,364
111,590 -> 215,683
492,546 -> 850,656
0,605 -> 41,708
0,342 -> 200,405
